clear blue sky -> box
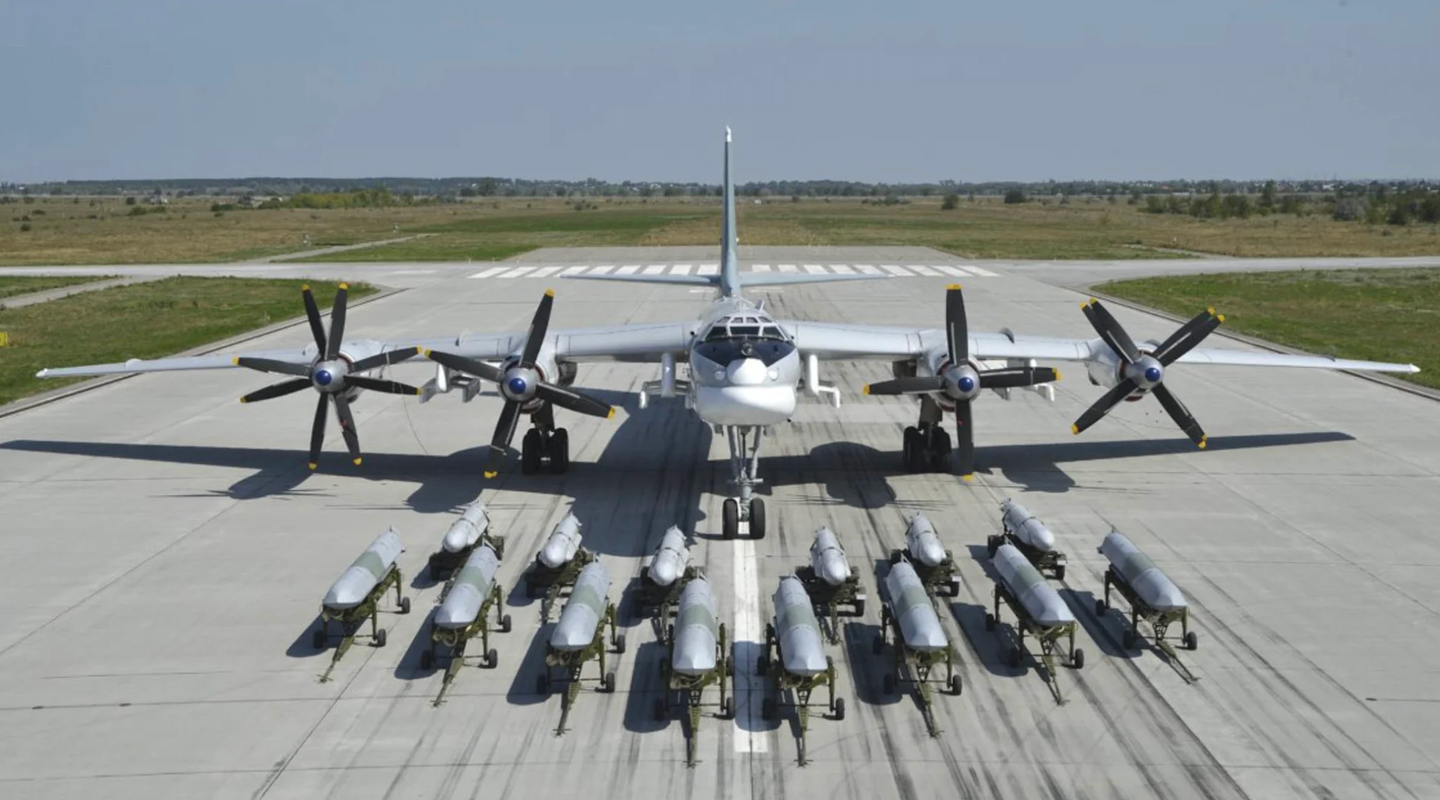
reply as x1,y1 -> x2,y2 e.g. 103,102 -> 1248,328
3,0 -> 1436,183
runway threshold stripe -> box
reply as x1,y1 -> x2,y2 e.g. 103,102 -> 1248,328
733,537 -> 767,753
751,264 -> 771,272
617,265 -> 641,275
469,267 -> 508,279
880,265 -> 911,276
531,266 -> 563,278
560,266 -> 588,276
498,267 -> 534,278
645,264 -> 669,275
778,264 -> 798,273
698,264 -> 719,275
829,264 -> 855,274
935,265 -> 969,277
967,265 -> 1000,276
589,266 -> 615,275
854,264 -> 881,274
907,265 -> 940,276
803,264 -> 827,274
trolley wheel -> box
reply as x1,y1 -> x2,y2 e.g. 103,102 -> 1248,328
1054,565 -> 1066,581
949,675 -> 963,696
726,657 -> 734,677
762,697 -> 776,720
1006,645 -> 1022,668
420,649 -> 434,669
1122,629 -> 1137,650
485,648 -> 498,669
853,598 -> 866,617
722,498 -> 739,540
1185,631 -> 1199,651
654,697 -> 668,721
400,596 -> 411,615
1095,598 -> 1107,615
749,498 -> 766,539
872,634 -> 884,655
1072,648 -> 1085,670
374,628 -> 387,648
985,612 -> 996,632
832,697 -> 846,721
722,695 -> 735,719
536,673 -> 549,695
501,613 -> 513,633
613,633 -> 627,654
765,622 -> 776,642
602,671 -> 616,693
312,628 -> 326,650
948,577 -> 961,597
882,673 -> 897,695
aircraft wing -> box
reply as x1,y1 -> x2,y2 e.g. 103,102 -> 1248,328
36,347 -> 315,378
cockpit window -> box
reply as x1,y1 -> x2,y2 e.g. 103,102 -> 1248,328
701,314 -> 788,343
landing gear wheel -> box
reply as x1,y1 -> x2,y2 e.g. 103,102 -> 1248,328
602,671 -> 616,693
549,428 -> 570,474
521,429 -> 542,475
722,696 -> 735,719
905,428 -> 927,473
485,648 -> 498,668
536,674 -> 550,695
400,597 -> 411,614
312,628 -> 325,650
613,633 -> 627,654
654,697 -> 668,721
902,426 -> 919,473
1006,645 -> 1022,668
1095,598 -> 1107,615
1072,649 -> 1085,670
949,675 -> 963,695
832,697 -> 846,720
929,428 -> 952,472
501,614 -> 513,633
985,612 -> 996,632
722,498 -> 739,539
749,498 -> 766,539
374,628 -> 387,648
882,673 -> 897,695
1185,631 -> 1199,651
420,649 -> 433,669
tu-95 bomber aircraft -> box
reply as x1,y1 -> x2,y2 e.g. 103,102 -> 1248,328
37,128 -> 1420,539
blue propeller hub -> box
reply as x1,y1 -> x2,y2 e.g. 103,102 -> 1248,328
958,375 -> 976,393
314,369 -> 334,387
507,376 -> 528,396
1145,366 -> 1162,383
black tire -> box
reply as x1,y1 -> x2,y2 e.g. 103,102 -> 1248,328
614,633 -> 627,654
1095,598 -> 1107,615
1054,565 -> 1066,581
536,673 -> 549,695
949,675 -> 963,696
485,648 -> 498,668
929,429 -> 951,472
550,429 -> 570,474
906,432 -> 927,473
1007,645 -> 1022,668
853,598 -> 866,617
833,697 -> 845,721
722,696 -> 735,720
749,498 -> 766,539
420,649 -> 434,669
400,597 -> 411,615
521,429 -> 541,475
654,697 -> 668,721
603,672 -> 616,693
765,623 -> 775,643
1072,648 -> 1085,670
872,634 -> 884,655
374,628 -> 387,648
987,536 -> 999,558
1185,631 -> 1199,651
501,614 -> 513,633
889,548 -> 902,565
312,628 -> 325,650
883,673 -> 896,695
984,613 -> 996,632
948,578 -> 961,597
722,498 -> 739,540
1123,629 -> 1137,650
902,426 -> 917,472
762,697 -> 776,720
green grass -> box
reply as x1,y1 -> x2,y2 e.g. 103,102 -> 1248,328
0,277 -> 375,405
1098,268 -> 1438,390
0,275 -> 109,301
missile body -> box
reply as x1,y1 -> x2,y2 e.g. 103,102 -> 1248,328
1000,499 -> 1055,552
810,527 -> 851,586
672,577 -> 720,676
772,576 -> 828,675
324,530 -> 404,610
905,514 -> 947,568
538,512 -> 583,569
549,561 -> 610,652
1099,531 -> 1187,611
434,544 -> 501,629
883,562 -> 948,652
648,525 -> 690,587
442,501 -> 491,554
993,544 -> 1073,626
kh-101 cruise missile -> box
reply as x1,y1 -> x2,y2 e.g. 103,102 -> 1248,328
428,500 -> 503,579
539,560 -> 623,736
889,513 -> 961,597
795,527 -> 866,641
758,575 -> 844,766
656,576 -> 733,767
1096,531 -> 1198,679
636,525 -> 700,621
522,511 -> 596,621
988,498 -> 1068,579
422,536 -> 513,705
872,560 -> 961,737
313,529 -> 412,682
986,544 -> 1083,704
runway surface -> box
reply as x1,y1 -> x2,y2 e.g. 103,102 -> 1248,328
1,247 -> 1438,799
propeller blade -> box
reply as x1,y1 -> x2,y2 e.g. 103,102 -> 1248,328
1153,309 -> 1224,366
423,349 -> 506,384
485,401 -> 524,478
946,284 -> 969,363
301,285 -> 327,355
308,393 -> 328,469
349,347 -> 419,374
240,378 -> 311,403
863,376 -> 945,396
521,290 -> 554,366
1071,377 -> 1138,435
1084,299 -> 1141,364
1151,383 -> 1207,448
331,393 -> 362,465
346,375 -> 422,396
535,383 -> 613,419
978,366 -> 1059,389
954,398 -> 975,481
325,283 -> 349,361
235,356 -> 311,377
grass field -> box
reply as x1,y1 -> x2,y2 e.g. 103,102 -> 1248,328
1098,268 -> 1438,390
0,277 -> 374,405
0,274 -> 107,301
4,195 -> 1439,266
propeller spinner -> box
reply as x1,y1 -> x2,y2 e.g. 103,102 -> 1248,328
234,283 -> 421,468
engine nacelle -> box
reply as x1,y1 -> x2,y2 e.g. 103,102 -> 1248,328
1085,344 -> 1124,388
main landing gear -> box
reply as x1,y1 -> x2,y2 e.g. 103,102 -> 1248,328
902,397 -> 951,474
521,404 -> 570,475
721,425 -> 767,540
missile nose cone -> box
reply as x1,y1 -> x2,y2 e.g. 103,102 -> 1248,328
550,610 -> 600,651
909,620 -> 949,651
817,556 -> 849,586
442,528 -> 473,554
917,537 -> 946,567
672,650 -> 717,676
322,580 -> 368,610
538,543 -> 569,569
1152,584 -> 1188,611
787,648 -> 829,676
650,553 -> 681,586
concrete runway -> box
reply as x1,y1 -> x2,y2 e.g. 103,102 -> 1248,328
1,247 -> 1438,799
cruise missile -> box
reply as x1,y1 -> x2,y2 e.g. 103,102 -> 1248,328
1000,499 -> 1055,552
773,576 -> 828,675
539,512 -> 583,569
905,514 -> 947,568
883,562 -> 949,651
435,543 -> 502,629
442,500 -> 491,554
1098,531 -> 1186,612
324,529 -> 405,610
992,544 -> 1073,627
550,560 -> 612,652
810,527 -> 851,587
672,577 -> 720,675
648,525 -> 690,587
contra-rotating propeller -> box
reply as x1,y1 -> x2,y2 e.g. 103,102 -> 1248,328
1071,298 -> 1223,447
864,284 -> 1058,479
422,289 -> 614,479
234,283 -> 421,469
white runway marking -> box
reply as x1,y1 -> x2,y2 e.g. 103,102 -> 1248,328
498,267 -> 534,278
589,265 -> 614,274
560,266 -> 588,276
531,266 -> 562,278
616,265 -> 640,275
803,264 -> 827,274
469,267 -> 508,278
733,536 -> 767,753
387,269 -> 436,275
935,265 -> 969,277
778,264 -> 798,273
881,264 -> 910,276
854,264 -> 881,274
829,264 -> 855,274
751,264 -> 771,272
967,265 -> 1000,276
698,264 -> 719,275
907,264 -> 939,276
466,262 -> 997,278
646,264 -> 670,275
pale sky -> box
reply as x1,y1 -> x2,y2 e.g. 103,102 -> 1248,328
2,0 -> 1436,183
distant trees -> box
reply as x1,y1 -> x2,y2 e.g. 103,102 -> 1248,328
1003,189 -> 1027,204
941,193 -> 960,210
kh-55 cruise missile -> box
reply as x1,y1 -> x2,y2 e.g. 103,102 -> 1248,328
890,514 -> 960,597
435,543 -> 504,630
424,539 -> 512,704
656,576 -> 733,766
325,529 -> 406,610
759,575 -> 844,766
986,543 -> 1083,703
539,512 -> 583,569
810,527 -> 851,586
524,511 -> 596,620
991,544 -> 1073,627
649,525 -> 691,587
539,559 -> 623,736
989,499 -> 1068,579
795,527 -> 866,637
429,500 -> 501,578
883,561 -> 950,651
873,560 -> 961,736
314,529 -> 411,682
1096,531 -> 1198,671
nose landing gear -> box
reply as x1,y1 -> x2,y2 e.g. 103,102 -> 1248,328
721,425 -> 767,540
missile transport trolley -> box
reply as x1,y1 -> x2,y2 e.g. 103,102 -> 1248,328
637,526 -> 700,624
988,499 -> 1068,579
314,530 -> 411,683
758,576 -> 845,766
422,534 -> 513,706
524,549 -> 595,621
873,561 -> 962,737
986,544 -> 1083,704
1096,530 -> 1199,682
889,514 -> 961,598
539,562 -> 625,736
794,565 -> 864,644
655,578 -> 734,767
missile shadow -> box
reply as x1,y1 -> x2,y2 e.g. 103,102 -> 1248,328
621,639 -> 669,734
953,545 -> 1034,680
504,623 -> 556,706
1064,588 -> 1143,663
284,615 -> 330,659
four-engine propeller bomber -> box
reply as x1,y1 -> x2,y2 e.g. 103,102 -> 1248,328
36,128 -> 1420,495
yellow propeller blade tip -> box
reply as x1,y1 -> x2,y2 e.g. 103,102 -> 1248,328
483,470 -> 498,479
231,356 -> 240,366
1055,370 -> 1063,381
961,473 -> 974,483
544,288 -> 555,298
1088,297 -> 1098,304
946,283 -> 961,290
1079,301 -> 1089,310
1198,437 -> 1207,450
307,462 -> 318,471
411,388 -> 422,396
301,284 -> 310,292
353,457 -> 362,466
420,347 -> 431,357
1207,306 -> 1215,315
1217,314 -> 1226,323
239,397 -> 248,404
1071,424 -> 1080,435
607,407 -> 616,419
862,385 -> 871,395
338,282 -> 349,290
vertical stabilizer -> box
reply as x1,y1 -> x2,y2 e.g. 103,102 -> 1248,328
720,126 -> 741,298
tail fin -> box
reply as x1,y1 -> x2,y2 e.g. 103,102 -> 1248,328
720,126 -> 740,298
